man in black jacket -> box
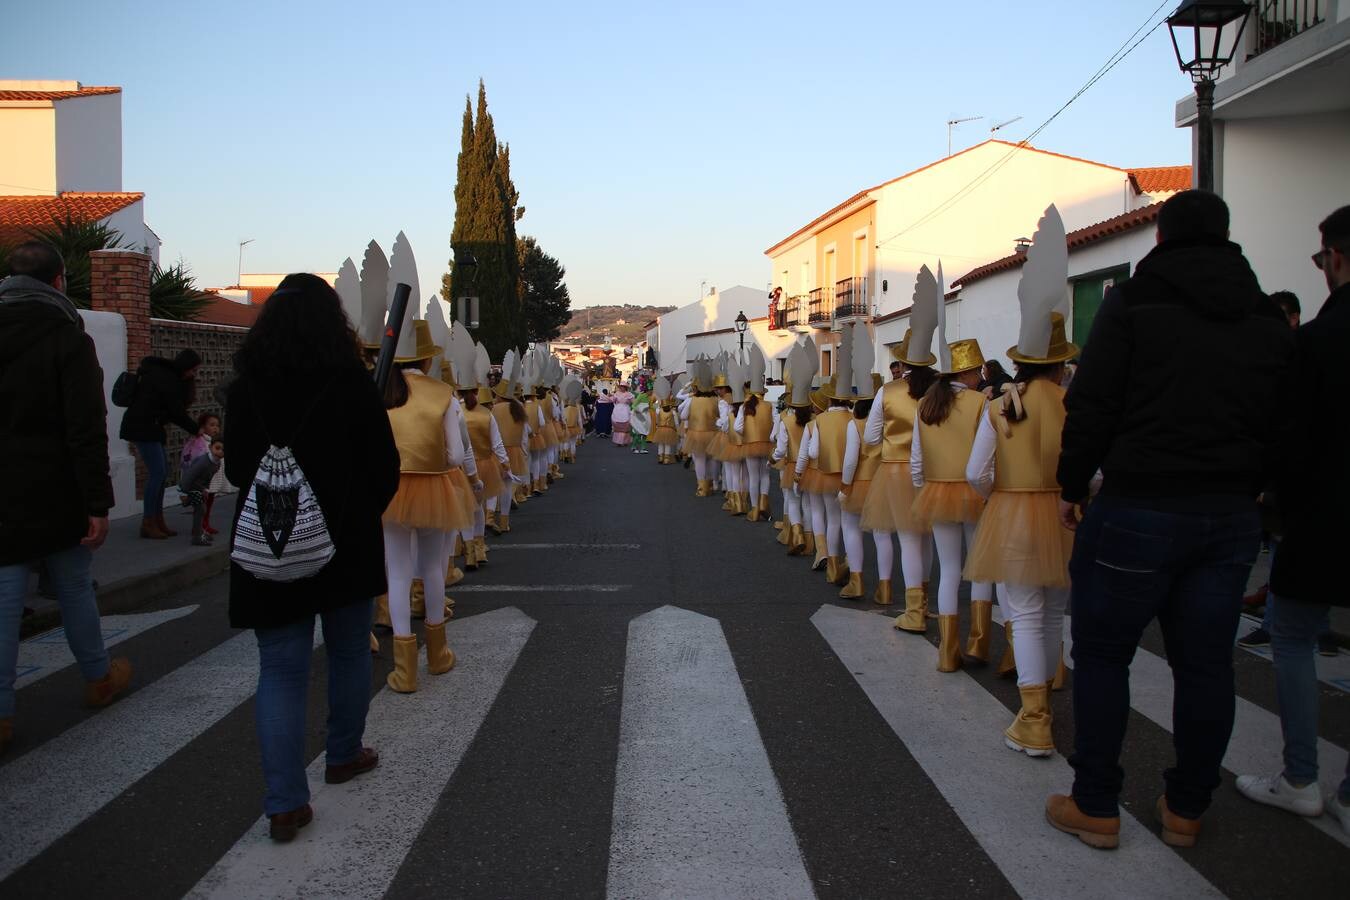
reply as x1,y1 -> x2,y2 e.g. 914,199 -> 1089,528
0,241 -> 132,754
1046,192 -> 1294,849
119,347 -> 201,539
1235,206 -> 1350,831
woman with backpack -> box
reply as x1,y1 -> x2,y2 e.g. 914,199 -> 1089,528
225,273 -> 400,842
118,348 -> 202,539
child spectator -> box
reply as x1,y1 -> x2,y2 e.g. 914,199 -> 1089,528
181,413 -> 222,533
180,438 -> 224,546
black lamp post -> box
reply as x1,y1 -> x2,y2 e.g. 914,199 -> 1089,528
1166,0 -> 1252,193
452,248 -> 479,327
734,310 -> 748,355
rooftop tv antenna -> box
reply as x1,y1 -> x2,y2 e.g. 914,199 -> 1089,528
990,116 -> 1024,137
946,116 -> 982,156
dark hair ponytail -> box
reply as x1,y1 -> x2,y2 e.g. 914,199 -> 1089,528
907,365 -> 938,400
744,394 -> 759,417
794,406 -> 812,427
918,374 -> 958,426
508,398 -> 527,423
853,398 -> 873,419
383,364 -> 418,410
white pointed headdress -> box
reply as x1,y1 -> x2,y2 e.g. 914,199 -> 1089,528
359,240 -> 389,348
1012,204 -> 1071,362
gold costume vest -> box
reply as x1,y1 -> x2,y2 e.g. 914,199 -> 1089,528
656,409 -> 676,429
524,398 -> 540,429
744,401 -> 775,443
492,403 -> 525,449
388,375 -> 455,474
564,405 -> 580,427
853,418 -> 883,482
815,408 -> 851,474
688,396 -> 718,431
728,406 -> 743,445
991,379 -> 1067,492
880,379 -> 920,462
918,389 -> 986,482
463,404 -> 493,459
783,412 -> 805,463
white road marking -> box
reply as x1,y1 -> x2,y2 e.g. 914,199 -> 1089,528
15,606 -> 199,690
190,607 -> 536,899
451,584 -> 632,593
0,627 -> 322,881
607,605 -> 814,900
815,605 -> 1223,900
488,543 -> 642,550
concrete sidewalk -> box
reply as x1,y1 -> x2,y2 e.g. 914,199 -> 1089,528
21,494 -> 237,636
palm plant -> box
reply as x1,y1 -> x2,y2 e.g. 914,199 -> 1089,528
148,261 -> 212,321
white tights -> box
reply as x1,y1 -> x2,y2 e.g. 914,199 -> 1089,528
872,530 -> 928,589
931,521 -> 992,615
725,460 -> 742,495
782,482 -> 803,526
658,443 -> 675,457
744,457 -> 769,505
472,503 -> 485,539
383,523 -> 449,637
693,452 -> 710,481
822,492 -> 842,556
808,490 -> 826,536
1001,583 -> 1069,687
841,509 -> 865,572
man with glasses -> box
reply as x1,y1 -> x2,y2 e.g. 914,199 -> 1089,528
1236,206 -> 1350,831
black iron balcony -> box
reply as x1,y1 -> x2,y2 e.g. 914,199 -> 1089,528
777,295 -> 804,329
1252,0 -> 1325,58
807,288 -> 832,326
834,276 -> 869,319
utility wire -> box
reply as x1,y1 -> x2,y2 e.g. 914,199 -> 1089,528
876,1 -> 1173,250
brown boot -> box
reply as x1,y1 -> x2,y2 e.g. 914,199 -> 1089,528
937,614 -> 963,673
996,621 -> 1017,678
268,803 -> 314,843
894,587 -> 927,633
1155,795 -> 1202,848
424,620 -> 457,675
1045,794 -> 1119,850
139,517 -> 169,540
386,635 -> 418,693
839,571 -> 864,600
1004,683 -> 1054,757
965,600 -> 993,665
155,513 -> 179,537
85,657 -> 132,708
873,579 -> 893,606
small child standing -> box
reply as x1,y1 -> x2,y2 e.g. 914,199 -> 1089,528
180,438 -> 224,546
181,413 -> 222,533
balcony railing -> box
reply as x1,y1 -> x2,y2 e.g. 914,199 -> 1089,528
1251,0 -> 1325,58
834,276 -> 869,319
776,294 -> 805,329
807,287 -> 832,326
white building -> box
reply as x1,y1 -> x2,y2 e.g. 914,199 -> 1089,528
1173,0 -> 1350,318
0,81 -> 159,260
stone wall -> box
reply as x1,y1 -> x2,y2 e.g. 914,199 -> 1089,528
151,320 -> 247,483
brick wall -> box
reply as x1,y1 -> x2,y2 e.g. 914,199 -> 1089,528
151,320 -> 248,483
89,250 -> 151,374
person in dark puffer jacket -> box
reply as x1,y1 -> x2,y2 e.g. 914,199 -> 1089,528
119,348 -> 201,539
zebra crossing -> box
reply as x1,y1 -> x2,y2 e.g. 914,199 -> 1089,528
3,596 -> 1347,899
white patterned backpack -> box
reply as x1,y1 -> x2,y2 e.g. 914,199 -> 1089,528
230,388 -> 335,581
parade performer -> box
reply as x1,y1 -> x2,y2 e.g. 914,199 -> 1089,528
650,378 -> 680,463
679,357 -> 720,496
490,350 -> 529,533
720,356 -> 750,514
735,345 -> 776,521
912,325 -> 993,671
963,205 -> 1076,757
801,327 -> 857,585
562,377 -> 584,462
795,375 -> 834,571
611,381 -> 634,447
381,312 -> 478,694
862,266 -> 940,612
523,353 -> 550,495
630,383 -> 653,454
839,324 -> 881,600
776,340 -> 818,556
547,368 -> 566,479
705,354 -> 731,498
454,328 -> 508,571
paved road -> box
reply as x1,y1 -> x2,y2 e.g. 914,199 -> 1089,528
3,444 -> 1347,899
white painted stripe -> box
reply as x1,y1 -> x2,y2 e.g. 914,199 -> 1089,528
15,606 -> 198,690
814,605 -> 1222,900
451,584 -> 632,593
489,543 -> 642,550
190,607 -> 536,899
607,606 -> 814,900
0,627 -> 321,881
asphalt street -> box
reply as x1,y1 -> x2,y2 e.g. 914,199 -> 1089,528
3,440 -> 1347,899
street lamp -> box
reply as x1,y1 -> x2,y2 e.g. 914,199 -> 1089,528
453,248 -> 480,327
734,309 -> 748,355
236,238 -> 254,287
1166,0 -> 1252,193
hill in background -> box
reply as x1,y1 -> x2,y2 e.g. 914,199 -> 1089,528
561,304 -> 675,346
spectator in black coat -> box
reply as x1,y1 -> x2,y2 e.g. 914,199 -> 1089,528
225,273 -> 399,841
1047,191 -> 1294,850
119,348 -> 201,539
0,241 -> 132,755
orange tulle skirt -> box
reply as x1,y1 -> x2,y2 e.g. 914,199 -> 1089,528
706,431 -> 727,459
683,429 -> 717,455
740,440 -> 774,459
506,445 -> 529,479
475,455 -> 504,499
718,438 -> 746,463
383,470 -> 475,531
963,490 -> 1073,588
841,478 -> 873,515
544,422 -> 561,447
804,470 -> 843,496
528,432 -> 548,453
651,425 -> 679,445
860,461 -> 928,533
779,460 -> 795,490
912,480 -> 986,526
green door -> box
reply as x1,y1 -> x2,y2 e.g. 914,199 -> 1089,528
1071,266 -> 1130,348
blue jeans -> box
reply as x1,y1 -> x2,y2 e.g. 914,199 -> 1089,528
0,544 -> 110,718
1068,496 -> 1260,819
1268,593 -> 1350,802
254,600 -> 374,815
134,441 -> 167,518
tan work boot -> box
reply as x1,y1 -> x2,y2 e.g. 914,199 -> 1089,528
1155,795 -> 1202,848
894,587 -> 927,633
937,614 -> 963,673
1045,794 -> 1119,850
423,621 -> 457,676
386,636 -> 419,693
85,657 -> 132,708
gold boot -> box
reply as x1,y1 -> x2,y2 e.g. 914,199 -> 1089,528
369,632 -> 380,654
498,514 -> 511,534
374,594 -> 392,628
411,579 -> 427,619
965,600 -> 993,664
424,620 -> 456,675
1052,652 -> 1068,691
824,556 -> 839,582
722,491 -> 735,511
696,479 -> 711,497
475,536 -> 488,565
447,563 -> 464,587
747,501 -> 761,522
386,635 -> 419,693
811,535 -> 829,571
486,510 -> 502,535
996,621 -> 1017,678
801,530 -> 817,559
759,495 -> 772,520
787,524 -> 807,556
773,519 -> 785,530
937,614 -> 963,673
777,523 -> 790,545
894,587 -> 927,633
739,491 -> 751,516
839,571 -> 864,600
1004,683 -> 1054,757
830,557 -> 849,586
873,579 -> 893,606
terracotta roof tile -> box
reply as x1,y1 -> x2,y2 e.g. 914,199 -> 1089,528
951,203 -> 1163,289
194,295 -> 260,328
0,192 -> 144,245
0,86 -> 120,101
1128,166 -> 1192,195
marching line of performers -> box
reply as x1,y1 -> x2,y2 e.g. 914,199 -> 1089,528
653,208 -> 1079,758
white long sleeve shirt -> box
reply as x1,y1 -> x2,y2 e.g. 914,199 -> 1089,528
487,414 -> 509,465
795,421 -> 817,477
769,413 -> 787,462
863,389 -> 887,446
842,416 -> 862,485
965,411 -> 997,500
678,396 -> 693,426
734,405 -> 746,435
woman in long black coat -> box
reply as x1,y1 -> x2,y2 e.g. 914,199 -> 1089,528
225,273 -> 400,841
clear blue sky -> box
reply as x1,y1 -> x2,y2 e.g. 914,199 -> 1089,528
4,1 -> 1193,309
